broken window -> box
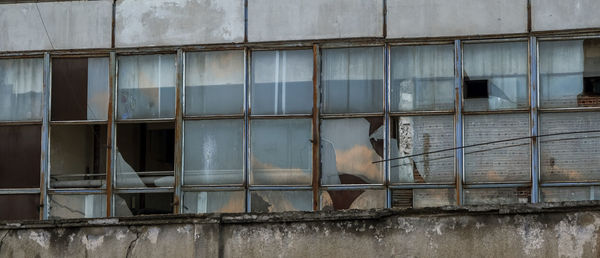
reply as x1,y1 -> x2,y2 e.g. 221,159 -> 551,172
540,39 -> 600,108
51,57 -> 109,121
463,42 -> 528,111
320,190 -> 385,211
390,45 -> 454,111
0,58 -> 43,121
464,113 -> 530,183
48,194 -> 106,219
0,194 -> 39,221
250,119 -> 312,185
116,123 -> 175,188
0,125 -> 41,188
117,54 -> 176,119
114,193 -> 173,216
182,191 -> 245,214
183,119 -> 243,185
250,191 -> 312,212
464,188 -> 530,205
320,118 -> 384,185
391,189 -> 456,208
540,112 -> 600,182
390,115 -> 454,184
185,51 -> 244,115
541,187 -> 600,202
322,47 -> 383,113
251,49 -> 313,115
50,125 -> 107,188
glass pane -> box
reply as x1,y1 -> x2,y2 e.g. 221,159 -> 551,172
322,47 -> 383,113
391,189 -> 456,208
540,112 -> 600,182
252,50 -> 313,115
463,42 -> 528,111
0,125 -> 41,188
114,193 -> 172,216
541,187 -> 600,202
51,57 -> 109,121
0,194 -> 39,221
251,191 -> 312,212
390,115 -> 454,183
49,194 -> 106,219
390,45 -> 454,111
464,188 -> 530,205
183,191 -> 245,214
116,123 -> 174,188
464,113 -> 530,183
250,119 -> 312,185
185,51 -> 244,115
117,54 -> 176,119
320,190 -> 385,210
184,120 -> 243,185
0,58 -> 43,121
51,125 -> 107,188
321,118 -> 384,185
540,39 -> 600,108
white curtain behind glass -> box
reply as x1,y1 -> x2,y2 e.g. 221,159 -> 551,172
0,58 -> 43,121
539,40 -> 584,107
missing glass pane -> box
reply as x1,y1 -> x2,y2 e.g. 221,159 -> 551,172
250,191 -> 312,212
49,194 -> 106,219
464,79 -> 489,99
0,194 -> 39,221
50,125 -> 107,188
51,57 -> 109,121
116,123 -> 174,188
0,125 -> 41,188
320,190 -> 385,211
114,193 -> 172,216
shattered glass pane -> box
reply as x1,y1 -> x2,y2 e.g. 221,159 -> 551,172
390,45 -> 454,111
464,113 -> 530,183
117,54 -> 176,119
539,39 -> 600,108
250,191 -> 312,212
114,193 -> 173,216
464,188 -> 530,205
184,119 -> 243,185
390,115 -> 454,183
116,123 -> 174,188
321,118 -> 384,185
0,125 -> 41,188
320,190 -> 385,210
51,57 -> 109,121
49,194 -> 106,219
250,119 -> 312,185
463,42 -> 528,111
0,194 -> 39,221
541,187 -> 600,202
322,47 -> 383,113
183,191 -> 245,214
0,58 -> 43,121
185,51 -> 244,115
252,49 -> 313,115
540,112 -> 600,182
50,125 -> 107,188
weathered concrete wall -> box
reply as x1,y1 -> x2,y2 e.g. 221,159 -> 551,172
247,0 -> 383,42
386,0 -> 528,38
0,1 -> 112,52
531,0 -> 600,32
115,0 -> 245,47
2,202 -> 600,257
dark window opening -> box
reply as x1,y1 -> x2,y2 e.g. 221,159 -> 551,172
115,193 -> 172,216
0,125 -> 41,188
0,194 -> 39,221
465,79 -> 489,99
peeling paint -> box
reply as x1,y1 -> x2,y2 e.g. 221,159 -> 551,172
29,231 -> 49,249
81,235 -> 104,251
146,227 -> 160,244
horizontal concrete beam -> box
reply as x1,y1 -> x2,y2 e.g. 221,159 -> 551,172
531,0 -> 600,32
387,0 -> 528,38
2,202 -> 600,257
0,1 -> 112,52
248,0 -> 383,42
115,0 -> 245,48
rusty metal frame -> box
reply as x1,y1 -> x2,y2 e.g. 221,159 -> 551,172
454,40 -> 464,205
173,49 -> 184,213
39,52 -> 51,219
529,36 -> 540,203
